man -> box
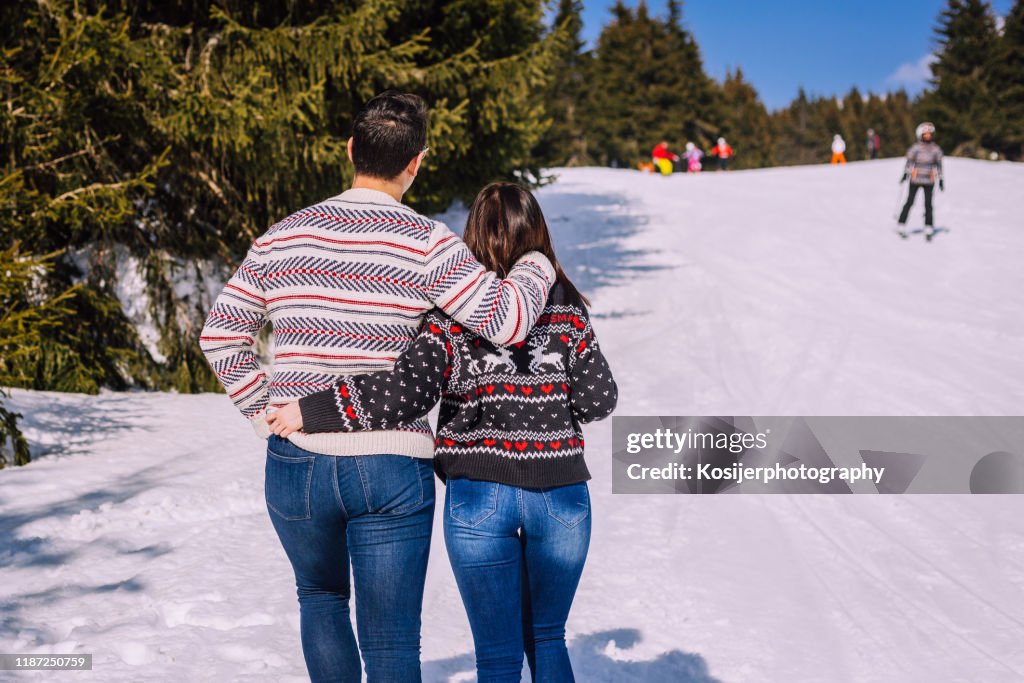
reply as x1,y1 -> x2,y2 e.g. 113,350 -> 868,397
898,121 -> 944,240
199,91 -> 555,682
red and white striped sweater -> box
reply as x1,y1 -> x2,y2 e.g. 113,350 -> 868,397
199,187 -> 555,457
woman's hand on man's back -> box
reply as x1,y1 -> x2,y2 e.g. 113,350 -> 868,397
266,403 -> 303,437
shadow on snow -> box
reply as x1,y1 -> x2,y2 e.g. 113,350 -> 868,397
423,628 -> 721,683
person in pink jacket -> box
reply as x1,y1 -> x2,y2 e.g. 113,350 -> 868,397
684,141 -> 704,173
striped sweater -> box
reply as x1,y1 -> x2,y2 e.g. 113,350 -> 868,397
904,141 -> 944,185
199,187 -> 556,457
298,283 -> 618,488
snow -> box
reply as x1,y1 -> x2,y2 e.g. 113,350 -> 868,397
65,244 -> 232,367
3,158 -> 1024,682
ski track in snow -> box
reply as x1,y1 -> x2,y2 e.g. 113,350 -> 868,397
2,159 -> 1024,682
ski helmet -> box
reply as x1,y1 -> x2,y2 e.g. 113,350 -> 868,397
685,142 -> 695,152
915,122 -> 935,140
717,137 -> 726,146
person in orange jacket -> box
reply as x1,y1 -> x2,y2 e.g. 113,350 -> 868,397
710,137 -> 734,171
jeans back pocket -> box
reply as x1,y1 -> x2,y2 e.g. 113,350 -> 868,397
543,481 -> 590,529
353,455 -> 430,516
265,445 -> 315,521
447,478 -> 499,528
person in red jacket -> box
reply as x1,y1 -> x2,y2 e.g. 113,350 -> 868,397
651,140 -> 680,175
867,128 -> 881,160
710,137 -> 734,171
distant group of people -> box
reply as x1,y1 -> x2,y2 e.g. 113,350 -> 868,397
647,128 -> 881,172
647,137 -> 734,175
647,127 -> 883,172
642,124 -> 944,237
831,128 -> 882,164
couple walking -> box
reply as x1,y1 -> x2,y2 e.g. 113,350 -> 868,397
199,91 -> 617,682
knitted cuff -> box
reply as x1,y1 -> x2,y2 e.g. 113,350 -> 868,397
299,388 -> 347,433
249,412 -> 272,440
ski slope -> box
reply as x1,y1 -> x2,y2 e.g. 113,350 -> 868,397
3,158 -> 1024,682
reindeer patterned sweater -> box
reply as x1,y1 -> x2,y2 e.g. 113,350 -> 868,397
298,282 -> 617,488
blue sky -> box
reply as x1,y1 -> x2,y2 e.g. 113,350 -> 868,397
577,0 -> 1014,110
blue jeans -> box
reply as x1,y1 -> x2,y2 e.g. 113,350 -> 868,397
264,434 -> 435,683
443,478 -> 591,682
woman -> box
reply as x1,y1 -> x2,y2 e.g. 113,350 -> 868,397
268,182 -> 617,681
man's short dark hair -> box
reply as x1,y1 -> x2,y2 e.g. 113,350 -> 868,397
351,91 -> 428,180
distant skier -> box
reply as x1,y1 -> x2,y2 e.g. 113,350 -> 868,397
684,141 -> 704,173
710,137 -> 734,171
652,140 -> 680,175
867,128 -> 880,159
897,121 -> 944,240
831,134 -> 847,164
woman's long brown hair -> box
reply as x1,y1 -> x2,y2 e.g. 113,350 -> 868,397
463,182 -> 589,307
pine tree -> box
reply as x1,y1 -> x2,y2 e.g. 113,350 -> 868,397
534,0 -> 589,166
0,244 -> 82,468
718,69 -> 774,168
918,0 -> 1000,154
380,0 -> 559,198
665,0 -> 722,146
837,88 -> 864,161
771,89 -> 831,166
581,0 -> 720,167
0,0 -> 559,411
988,0 -> 1024,158
859,91 -> 917,159
0,397 -> 31,469
769,86 -> 917,167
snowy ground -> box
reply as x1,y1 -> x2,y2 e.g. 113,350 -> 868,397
3,158 -> 1024,682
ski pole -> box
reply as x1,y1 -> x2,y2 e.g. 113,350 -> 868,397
893,181 -> 907,221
